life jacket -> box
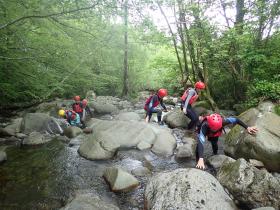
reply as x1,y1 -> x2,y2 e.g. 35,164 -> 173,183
196,116 -> 224,137
72,102 -> 83,113
65,110 -> 77,120
144,95 -> 160,110
181,88 -> 198,105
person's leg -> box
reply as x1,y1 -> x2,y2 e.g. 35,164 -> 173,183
208,137 -> 219,155
186,105 -> 199,130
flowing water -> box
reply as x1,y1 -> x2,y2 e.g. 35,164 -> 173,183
0,124 -> 223,210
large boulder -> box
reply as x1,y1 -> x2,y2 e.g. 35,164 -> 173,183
79,120 -> 176,160
103,167 -> 139,192
115,112 -> 141,121
60,192 -> 119,210
217,158 -> 280,209
0,118 -> 23,137
22,131 -> 52,145
145,168 -> 237,210
20,113 -> 63,135
163,108 -> 189,128
151,129 -> 176,156
63,126 -> 83,138
224,102 -> 280,172
89,101 -> 119,115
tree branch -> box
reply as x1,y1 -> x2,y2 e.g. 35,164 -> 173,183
0,2 -> 100,30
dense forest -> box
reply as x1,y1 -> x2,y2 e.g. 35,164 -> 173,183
0,0 -> 279,112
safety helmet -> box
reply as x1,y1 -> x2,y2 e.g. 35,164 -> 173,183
207,113 -> 223,131
74,95 -> 81,101
195,81 -> 205,90
58,109 -> 65,117
158,89 -> 168,98
82,99 -> 88,107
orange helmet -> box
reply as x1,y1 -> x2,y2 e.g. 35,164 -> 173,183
74,95 -> 80,102
195,81 -> 205,90
157,89 -> 168,98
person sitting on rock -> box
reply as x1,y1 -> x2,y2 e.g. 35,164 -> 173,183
144,89 -> 168,125
196,113 -> 258,170
181,81 -> 205,130
72,96 -> 93,128
58,109 -> 81,127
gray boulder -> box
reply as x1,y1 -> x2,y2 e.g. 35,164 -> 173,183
103,167 -> 139,192
0,151 -> 7,163
224,104 -> 280,172
163,108 -> 189,128
217,158 -> 280,209
60,192 -> 119,210
115,112 -> 141,121
63,126 -> 83,138
89,101 -> 119,114
20,113 -> 62,135
22,131 -> 52,145
145,168 -> 237,210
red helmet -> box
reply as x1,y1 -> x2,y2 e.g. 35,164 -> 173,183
74,95 -> 80,101
207,113 -> 223,131
195,81 -> 205,89
158,89 -> 168,98
82,99 -> 88,106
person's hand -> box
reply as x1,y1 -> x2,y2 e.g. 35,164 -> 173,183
247,126 -> 258,135
183,108 -> 187,114
196,158 -> 205,170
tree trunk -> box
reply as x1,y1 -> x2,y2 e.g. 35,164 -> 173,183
122,0 -> 129,97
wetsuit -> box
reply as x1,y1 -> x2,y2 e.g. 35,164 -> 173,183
144,94 -> 167,122
181,88 -> 199,130
196,117 -> 248,160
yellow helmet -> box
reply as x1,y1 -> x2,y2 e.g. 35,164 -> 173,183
58,109 -> 65,117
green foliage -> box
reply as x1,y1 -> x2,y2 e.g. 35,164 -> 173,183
245,80 -> 280,107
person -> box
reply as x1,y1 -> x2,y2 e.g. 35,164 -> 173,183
181,81 -> 206,130
144,88 -> 168,125
195,113 -> 258,170
72,96 -> 93,128
58,109 -> 81,127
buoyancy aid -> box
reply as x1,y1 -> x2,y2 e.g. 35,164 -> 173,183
72,102 -> 83,113
144,95 -> 160,110
181,88 -> 198,105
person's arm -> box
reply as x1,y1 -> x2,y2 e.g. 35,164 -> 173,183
224,117 -> 258,134
160,98 -> 167,111
196,122 -> 208,170
148,95 -> 157,110
183,89 -> 196,109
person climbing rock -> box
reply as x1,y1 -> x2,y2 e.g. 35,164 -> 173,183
181,81 -> 205,130
195,113 -> 258,170
144,88 -> 168,125
58,109 -> 82,127
72,96 -> 93,128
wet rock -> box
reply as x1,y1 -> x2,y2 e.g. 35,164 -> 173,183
103,167 -> 139,192
145,168 -> 237,210
22,131 -> 52,145
60,192 -> 119,210
79,120 -> 174,160
252,207 -> 276,210
21,113 -> 62,135
115,112 -> 141,121
224,104 -> 280,172
207,155 -> 235,171
15,133 -> 27,139
0,127 -> 15,137
63,126 -> 82,138
131,166 -> 151,176
151,129 -> 176,156
175,137 -> 196,159
249,159 -> 265,169
89,101 -> 119,115
217,158 -> 280,209
163,108 -> 189,128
